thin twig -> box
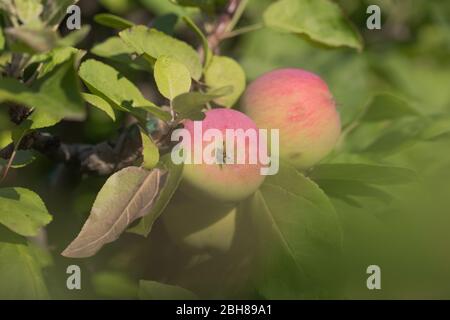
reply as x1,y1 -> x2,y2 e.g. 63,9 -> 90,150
221,23 -> 263,39
0,148 -> 17,183
206,0 -> 244,53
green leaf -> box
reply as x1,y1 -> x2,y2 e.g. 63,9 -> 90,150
263,0 -> 362,51
119,25 -> 202,80
58,25 -> 91,47
29,110 -> 64,129
152,13 -> 179,35
0,188 -> 52,237
92,271 -> 138,299
34,46 -> 81,78
361,93 -> 421,122
0,81 -> 44,115
31,53 -> 85,119
182,15 -> 212,67
172,86 -> 232,120
139,280 -> 197,300
99,0 -> 133,14
248,161 -> 342,298
0,150 -> 35,169
62,167 -> 167,258
91,37 -> 149,71
0,27 -> 5,51
42,0 -> 79,27
0,131 -> 12,150
94,13 -> 135,30
5,26 -> 59,53
363,119 -> 427,156
314,179 -> 393,206
0,55 -> 85,120
79,59 -> 170,121
27,242 -> 54,269
82,93 -> 116,121
139,129 -> 159,170
0,238 -> 49,299
129,155 -> 183,236
420,115 -> 450,141
14,0 -> 44,27
204,56 -> 245,107
154,55 -> 192,100
310,163 -> 417,185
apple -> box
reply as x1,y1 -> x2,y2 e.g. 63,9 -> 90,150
178,108 -> 266,203
242,68 -> 341,169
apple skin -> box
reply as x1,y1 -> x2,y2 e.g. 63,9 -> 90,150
180,108 -> 266,203
242,68 -> 341,170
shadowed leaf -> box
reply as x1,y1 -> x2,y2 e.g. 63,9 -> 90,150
129,155 -> 183,236
310,163 -> 417,185
248,162 -> 342,298
62,167 -> 167,258
139,280 -> 197,300
94,13 -> 135,30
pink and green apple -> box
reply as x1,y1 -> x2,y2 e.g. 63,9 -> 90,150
242,68 -> 341,170
178,108 -> 266,203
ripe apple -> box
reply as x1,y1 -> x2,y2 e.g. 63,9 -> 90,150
242,68 -> 341,169
178,108 -> 266,203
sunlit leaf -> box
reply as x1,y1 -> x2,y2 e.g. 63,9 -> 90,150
119,25 -> 202,80
139,129 -> 159,170
205,56 -> 245,107
154,55 -> 191,100
91,37 -> 149,71
263,0 -> 362,51
172,86 -> 232,120
0,233 -> 49,299
82,93 -> 116,121
79,59 -> 170,121
0,188 -> 52,237
0,55 -> 85,120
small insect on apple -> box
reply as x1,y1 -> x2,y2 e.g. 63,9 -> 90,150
173,108 -> 267,203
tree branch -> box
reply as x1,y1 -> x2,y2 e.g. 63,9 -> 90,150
0,126 -> 144,176
207,0 -> 242,53
1,0 -> 249,176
